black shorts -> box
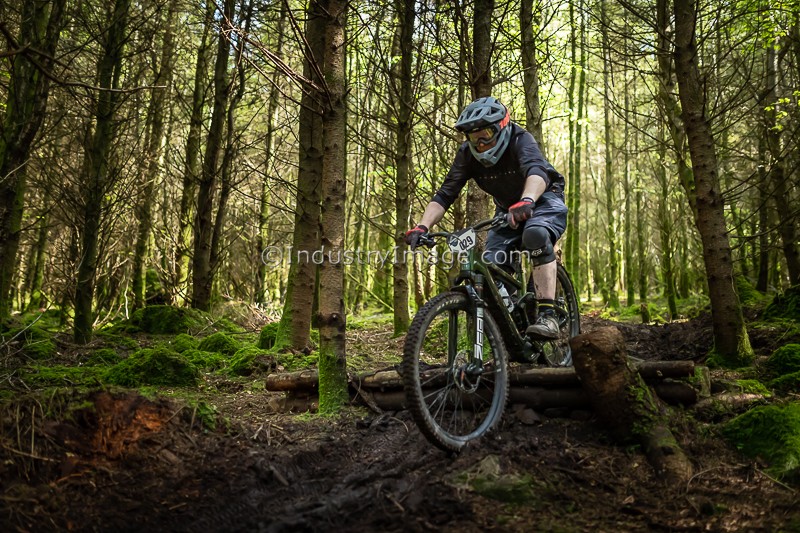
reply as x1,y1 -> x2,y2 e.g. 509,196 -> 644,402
483,191 -> 568,269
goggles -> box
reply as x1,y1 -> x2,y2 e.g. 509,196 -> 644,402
465,126 -> 500,146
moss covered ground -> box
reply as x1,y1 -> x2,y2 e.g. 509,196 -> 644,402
722,403 -> 800,481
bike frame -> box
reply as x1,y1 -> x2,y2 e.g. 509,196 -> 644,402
427,217 -> 537,363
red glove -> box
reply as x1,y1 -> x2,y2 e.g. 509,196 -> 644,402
508,197 -> 534,227
404,224 -> 428,250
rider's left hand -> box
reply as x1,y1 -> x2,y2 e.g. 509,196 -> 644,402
508,197 -> 534,227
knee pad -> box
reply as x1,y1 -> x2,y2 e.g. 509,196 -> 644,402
522,226 -> 555,266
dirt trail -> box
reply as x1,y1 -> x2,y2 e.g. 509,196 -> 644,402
2,387 -> 798,532
2,315 -> 800,532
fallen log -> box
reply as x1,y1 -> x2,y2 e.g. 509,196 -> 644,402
356,370 -> 404,390
265,370 -> 319,392
692,392 -> 767,422
651,380 -> 698,406
511,360 -> 695,388
267,360 -> 697,393
570,326 -> 694,483
635,360 -> 695,379
354,384 -> 700,412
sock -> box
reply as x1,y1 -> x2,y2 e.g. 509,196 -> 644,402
537,299 -> 556,315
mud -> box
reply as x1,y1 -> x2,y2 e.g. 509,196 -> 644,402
2,315 -> 799,532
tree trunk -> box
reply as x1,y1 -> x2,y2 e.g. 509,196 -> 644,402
275,0 -> 325,352
623,56 -> 634,307
132,0 -> 178,310
756,137 -> 769,293
635,90 -> 647,303
571,327 -> 694,482
25,199 -> 50,312
0,0 -> 67,320
565,0 -> 578,285
568,0 -> 587,297
191,0 -> 235,312
520,0 -> 543,148
764,46 -> 800,286
673,0 -> 753,365
465,0 -> 494,228
654,0 -> 697,224
74,0 -> 131,344
255,2 -> 288,305
392,0 -> 414,335
317,0 -> 349,414
174,1 -> 215,304
600,1 -> 619,310
657,123 -> 678,318
209,0 -> 254,299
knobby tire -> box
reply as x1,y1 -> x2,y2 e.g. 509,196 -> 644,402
402,292 -> 509,452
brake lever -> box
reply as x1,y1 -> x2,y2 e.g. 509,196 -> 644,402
493,213 -> 512,229
417,234 -> 436,248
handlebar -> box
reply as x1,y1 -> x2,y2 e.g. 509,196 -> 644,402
417,213 -> 510,248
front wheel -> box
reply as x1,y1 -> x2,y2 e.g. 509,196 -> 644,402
402,291 -> 509,452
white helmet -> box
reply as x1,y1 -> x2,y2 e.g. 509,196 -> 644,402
454,96 -> 511,167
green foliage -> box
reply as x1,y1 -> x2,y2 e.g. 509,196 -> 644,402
735,276 -> 766,307
765,344 -> 800,375
448,455 -> 542,507
676,294 -> 711,319
317,345 -> 349,415
276,351 -> 319,371
471,474 -> 536,505
763,285 -> 800,322
706,331 -> 755,369
95,330 -> 139,350
85,348 -> 121,366
258,322 -> 280,349
770,372 -> 800,393
722,403 -> 800,482
598,307 -> 618,320
2,325 -> 58,360
734,380 -> 771,397
105,347 -> 199,387
197,332 -> 240,356
183,349 -> 227,371
187,400 -> 219,431
346,313 -> 393,330
23,336 -> 57,360
127,305 -> 210,334
617,302 -> 669,323
210,317 -> 246,334
211,301 -> 259,332
145,268 -> 165,301
228,347 -> 276,376
171,333 -> 199,353
21,365 -> 105,387
18,309 -> 62,331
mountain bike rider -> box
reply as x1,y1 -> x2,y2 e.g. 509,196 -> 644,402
404,96 -> 568,340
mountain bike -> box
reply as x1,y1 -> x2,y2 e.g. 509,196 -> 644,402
401,214 -> 580,452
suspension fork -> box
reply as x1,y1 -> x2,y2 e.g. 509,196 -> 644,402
465,274 -> 486,363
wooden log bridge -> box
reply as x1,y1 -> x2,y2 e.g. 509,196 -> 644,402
264,359 -> 703,412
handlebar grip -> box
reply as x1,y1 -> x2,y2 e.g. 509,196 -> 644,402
417,234 -> 436,248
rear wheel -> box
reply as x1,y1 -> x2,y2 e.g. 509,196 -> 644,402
402,291 -> 509,452
540,264 -> 581,366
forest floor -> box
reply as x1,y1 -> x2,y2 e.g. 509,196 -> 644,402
2,310 -> 800,532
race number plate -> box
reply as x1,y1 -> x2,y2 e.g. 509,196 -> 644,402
448,228 -> 477,252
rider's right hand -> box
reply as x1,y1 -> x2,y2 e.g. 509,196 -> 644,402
404,224 -> 428,250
